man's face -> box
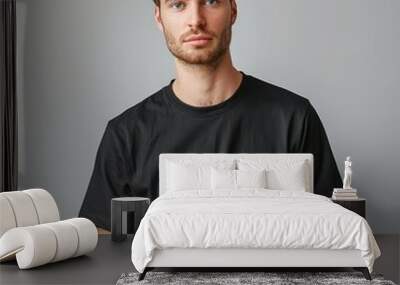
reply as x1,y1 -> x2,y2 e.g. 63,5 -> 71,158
155,0 -> 237,66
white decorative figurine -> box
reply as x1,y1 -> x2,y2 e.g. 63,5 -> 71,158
343,156 -> 352,189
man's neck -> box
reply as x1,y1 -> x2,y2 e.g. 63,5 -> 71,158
172,52 -> 243,108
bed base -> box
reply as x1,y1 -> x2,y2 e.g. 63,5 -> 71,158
138,248 -> 372,281
138,266 -> 371,281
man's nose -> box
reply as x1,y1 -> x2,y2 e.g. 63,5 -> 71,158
187,3 -> 206,30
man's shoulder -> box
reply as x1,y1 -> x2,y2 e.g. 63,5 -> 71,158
107,86 -> 167,130
246,73 -> 310,112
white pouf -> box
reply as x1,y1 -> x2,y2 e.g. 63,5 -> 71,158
0,188 -> 60,237
0,196 -> 17,237
1,191 -> 40,227
0,218 -> 98,269
0,189 -> 98,269
23,188 -> 60,223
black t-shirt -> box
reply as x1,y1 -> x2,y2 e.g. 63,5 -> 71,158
79,71 -> 342,230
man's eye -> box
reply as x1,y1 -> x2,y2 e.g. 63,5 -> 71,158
169,0 -> 218,10
170,1 -> 185,9
205,0 -> 219,5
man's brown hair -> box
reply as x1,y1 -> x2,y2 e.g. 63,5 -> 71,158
153,0 -> 234,8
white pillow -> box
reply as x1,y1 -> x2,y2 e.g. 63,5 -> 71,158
268,161 -> 308,191
237,169 -> 267,188
165,159 -> 235,192
211,168 -> 236,189
211,168 -> 267,190
237,159 -> 309,192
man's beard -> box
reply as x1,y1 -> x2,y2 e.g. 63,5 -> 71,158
162,24 -> 232,67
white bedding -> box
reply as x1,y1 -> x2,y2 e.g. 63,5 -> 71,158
131,189 -> 381,273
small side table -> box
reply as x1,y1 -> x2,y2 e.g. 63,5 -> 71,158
111,197 -> 150,242
331,197 -> 366,218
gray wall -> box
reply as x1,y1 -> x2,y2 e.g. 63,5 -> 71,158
16,0 -> 400,233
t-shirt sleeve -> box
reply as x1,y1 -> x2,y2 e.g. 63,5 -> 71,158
293,100 -> 342,197
78,121 -> 132,231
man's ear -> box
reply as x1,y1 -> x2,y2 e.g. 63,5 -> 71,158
230,0 -> 238,25
154,6 -> 164,32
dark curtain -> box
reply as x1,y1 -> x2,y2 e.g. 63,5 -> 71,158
0,0 -> 18,192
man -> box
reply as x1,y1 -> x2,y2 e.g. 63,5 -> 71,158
79,0 -> 342,231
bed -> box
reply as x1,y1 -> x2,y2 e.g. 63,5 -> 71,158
130,153 -> 381,281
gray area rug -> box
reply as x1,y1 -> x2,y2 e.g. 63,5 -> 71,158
116,271 -> 397,285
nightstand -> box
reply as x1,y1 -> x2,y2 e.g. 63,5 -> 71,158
331,197 -> 366,218
111,197 -> 151,242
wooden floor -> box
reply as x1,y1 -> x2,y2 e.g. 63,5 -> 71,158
96,227 -> 111,235
0,234 -> 398,285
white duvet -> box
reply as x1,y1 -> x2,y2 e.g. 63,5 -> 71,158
131,189 -> 381,273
